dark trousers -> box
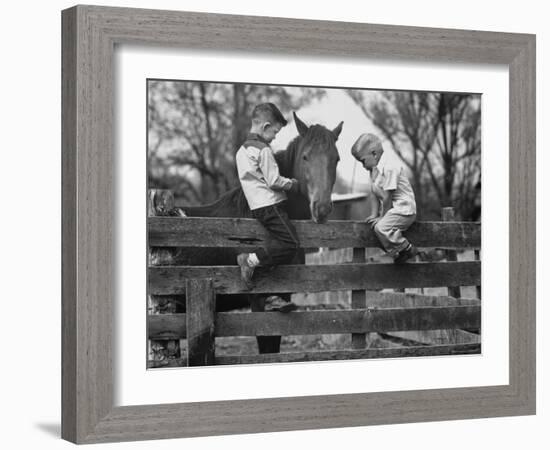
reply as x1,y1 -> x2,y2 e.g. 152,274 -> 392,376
251,201 -> 300,266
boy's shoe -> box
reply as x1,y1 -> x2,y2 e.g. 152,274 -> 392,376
237,253 -> 255,289
394,244 -> 419,264
264,296 -> 298,313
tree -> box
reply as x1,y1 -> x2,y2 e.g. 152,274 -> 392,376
348,90 -> 481,220
148,81 -> 324,204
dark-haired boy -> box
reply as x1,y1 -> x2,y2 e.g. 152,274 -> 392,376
235,103 -> 299,312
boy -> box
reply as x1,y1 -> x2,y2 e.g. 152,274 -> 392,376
235,103 -> 300,312
351,133 -> 418,263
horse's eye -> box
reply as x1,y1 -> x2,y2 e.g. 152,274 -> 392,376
303,155 -> 308,161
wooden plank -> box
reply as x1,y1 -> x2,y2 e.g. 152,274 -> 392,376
384,329 -> 481,346
147,305 -> 481,339
351,248 -> 367,349
146,343 -> 481,368
148,217 -> 481,249
365,291 -> 481,307
61,7 -> 78,442
216,307 -> 481,336
148,261 -> 481,295
147,307 -> 480,340
376,333 -> 429,347
185,279 -> 216,366
215,344 -> 481,365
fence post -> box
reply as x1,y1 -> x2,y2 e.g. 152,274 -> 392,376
441,207 -> 461,298
186,278 -> 216,366
351,247 -> 367,349
148,189 -> 183,365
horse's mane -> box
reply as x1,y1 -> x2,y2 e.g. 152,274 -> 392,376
276,136 -> 300,178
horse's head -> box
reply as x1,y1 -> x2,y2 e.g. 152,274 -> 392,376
292,112 -> 343,224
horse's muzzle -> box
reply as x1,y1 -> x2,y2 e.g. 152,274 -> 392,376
311,200 -> 333,224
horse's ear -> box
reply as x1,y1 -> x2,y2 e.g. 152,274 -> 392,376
293,112 -> 309,137
332,121 -> 344,140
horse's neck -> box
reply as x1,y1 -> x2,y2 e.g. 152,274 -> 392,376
275,138 -> 300,179
286,192 -> 310,220
276,139 -> 310,220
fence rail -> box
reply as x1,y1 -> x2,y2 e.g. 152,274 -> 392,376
149,261 -> 480,295
149,305 -> 481,339
149,343 -> 482,367
149,217 -> 481,249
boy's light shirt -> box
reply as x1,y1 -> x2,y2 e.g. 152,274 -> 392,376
373,162 -> 416,215
236,139 -> 293,211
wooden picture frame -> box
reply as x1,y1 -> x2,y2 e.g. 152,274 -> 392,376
62,5 -> 536,444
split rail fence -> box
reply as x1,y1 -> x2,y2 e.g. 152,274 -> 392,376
147,204 -> 481,367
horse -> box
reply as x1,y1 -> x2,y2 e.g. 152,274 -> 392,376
177,112 -> 343,353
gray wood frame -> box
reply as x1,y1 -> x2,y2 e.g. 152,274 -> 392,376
62,5 -> 536,444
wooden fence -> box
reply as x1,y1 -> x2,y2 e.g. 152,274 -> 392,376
147,207 -> 481,367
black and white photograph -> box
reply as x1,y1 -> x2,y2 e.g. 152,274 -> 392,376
146,79 -> 482,368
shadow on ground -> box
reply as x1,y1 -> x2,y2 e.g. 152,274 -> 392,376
35,423 -> 60,438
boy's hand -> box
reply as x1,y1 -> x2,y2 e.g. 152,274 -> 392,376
288,178 -> 300,193
365,215 -> 380,229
